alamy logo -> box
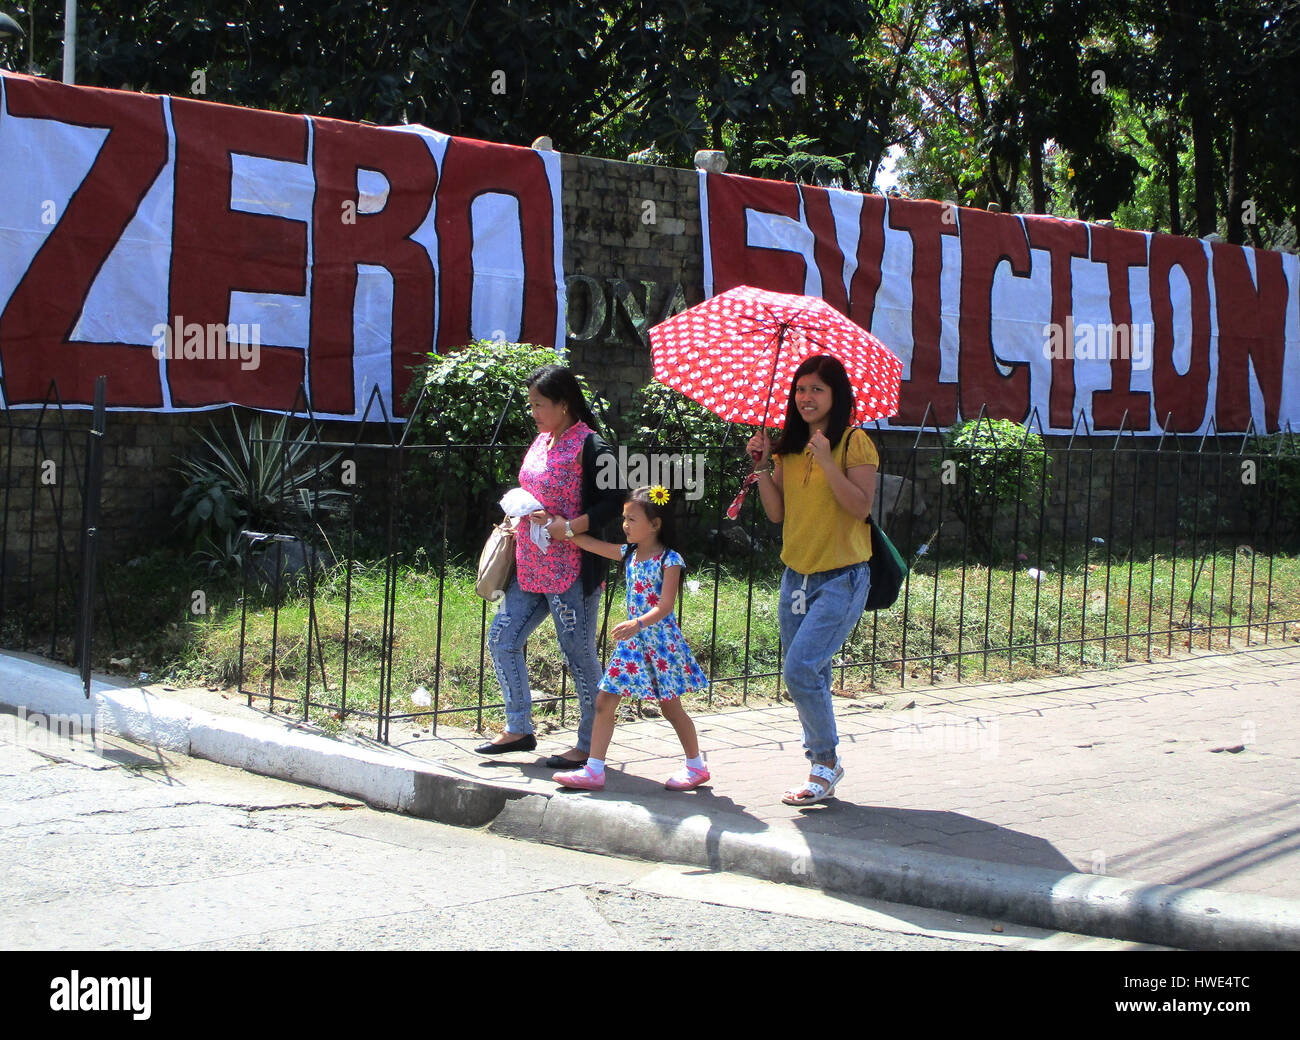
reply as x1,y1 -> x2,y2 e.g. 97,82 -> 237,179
151,317 -> 261,370
4,705 -> 97,749
50,972 -> 151,1020
596,448 -> 706,501
1042,317 -> 1152,371
891,712 -> 1000,760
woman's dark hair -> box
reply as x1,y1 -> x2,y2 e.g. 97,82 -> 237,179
525,365 -> 600,431
774,353 -> 855,456
627,486 -> 680,556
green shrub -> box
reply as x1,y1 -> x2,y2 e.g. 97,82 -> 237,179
172,412 -> 345,573
940,418 -> 1053,558
402,341 -> 611,549
630,379 -> 783,535
633,379 -> 737,447
407,341 -> 575,446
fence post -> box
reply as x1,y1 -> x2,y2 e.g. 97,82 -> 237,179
75,376 -> 106,698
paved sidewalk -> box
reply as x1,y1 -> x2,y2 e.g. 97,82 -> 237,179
403,643 -> 1300,902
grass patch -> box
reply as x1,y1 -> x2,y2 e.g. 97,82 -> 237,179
9,542 -> 1298,740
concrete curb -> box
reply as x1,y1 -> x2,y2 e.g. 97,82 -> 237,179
0,654 -> 529,828
4,652 -> 1298,950
490,794 -> 1300,950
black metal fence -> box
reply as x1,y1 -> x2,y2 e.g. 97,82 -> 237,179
0,377 -> 107,696
1,378 -> 1295,734
219,388 -> 1299,744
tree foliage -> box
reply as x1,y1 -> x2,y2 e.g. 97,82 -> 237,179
5,1 -> 889,173
894,1 -> 1299,248
3,0 -> 1295,246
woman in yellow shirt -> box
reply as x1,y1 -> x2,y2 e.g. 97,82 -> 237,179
747,354 -> 878,805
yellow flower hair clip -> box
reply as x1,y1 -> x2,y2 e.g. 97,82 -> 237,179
648,485 -> 670,506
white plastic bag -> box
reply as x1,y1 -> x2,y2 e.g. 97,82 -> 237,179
499,488 -> 552,552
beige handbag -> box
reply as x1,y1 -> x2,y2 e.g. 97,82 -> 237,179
476,518 -> 517,601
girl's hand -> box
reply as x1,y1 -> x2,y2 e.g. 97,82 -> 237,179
747,431 -> 771,466
809,428 -> 832,466
528,510 -> 551,527
611,619 -> 640,641
545,517 -> 568,541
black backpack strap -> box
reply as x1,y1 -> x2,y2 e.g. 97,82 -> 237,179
839,425 -> 867,471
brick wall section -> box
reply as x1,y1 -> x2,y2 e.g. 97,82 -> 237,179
0,408 -> 414,578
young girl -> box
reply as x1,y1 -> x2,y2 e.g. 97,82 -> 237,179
554,485 -> 710,792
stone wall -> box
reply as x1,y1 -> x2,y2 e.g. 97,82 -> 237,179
1,411 -> 191,569
561,153 -> 703,416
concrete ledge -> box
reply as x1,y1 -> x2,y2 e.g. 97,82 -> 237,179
0,653 -> 193,752
189,714 -> 417,812
191,716 -> 528,826
97,685 -> 194,753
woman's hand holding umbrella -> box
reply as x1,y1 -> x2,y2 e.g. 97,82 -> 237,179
726,431 -> 780,519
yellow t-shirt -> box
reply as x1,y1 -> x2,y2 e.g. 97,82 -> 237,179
774,428 -> 879,574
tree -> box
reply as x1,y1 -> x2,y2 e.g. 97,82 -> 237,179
1104,0 -> 1300,246
10,1 -> 895,179
9,0 -> 1297,245
890,0 -> 1297,247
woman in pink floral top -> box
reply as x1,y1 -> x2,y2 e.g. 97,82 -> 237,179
476,366 -> 623,770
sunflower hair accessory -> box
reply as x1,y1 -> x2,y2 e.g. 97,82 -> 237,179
648,485 -> 671,505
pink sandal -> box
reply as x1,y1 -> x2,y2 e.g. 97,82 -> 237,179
554,764 -> 605,791
664,765 -> 710,791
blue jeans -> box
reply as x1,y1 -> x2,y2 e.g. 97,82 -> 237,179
488,577 -> 603,752
779,561 -> 871,763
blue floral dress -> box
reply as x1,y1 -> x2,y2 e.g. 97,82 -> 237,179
600,546 -> 709,701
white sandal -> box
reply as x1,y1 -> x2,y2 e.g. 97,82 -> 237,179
782,758 -> 844,806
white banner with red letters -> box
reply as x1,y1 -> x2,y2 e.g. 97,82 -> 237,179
701,170 -> 1300,435
0,73 -> 565,420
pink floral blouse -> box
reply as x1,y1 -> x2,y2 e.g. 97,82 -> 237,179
516,420 -> 590,593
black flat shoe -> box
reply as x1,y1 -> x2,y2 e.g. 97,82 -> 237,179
474,734 -> 538,755
544,753 -> 588,769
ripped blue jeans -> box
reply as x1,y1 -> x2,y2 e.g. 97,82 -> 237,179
488,577 -> 603,752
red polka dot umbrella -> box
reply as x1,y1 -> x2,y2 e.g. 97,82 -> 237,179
649,285 -> 903,430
